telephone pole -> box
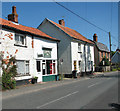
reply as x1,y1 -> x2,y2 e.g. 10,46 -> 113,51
109,32 -> 112,71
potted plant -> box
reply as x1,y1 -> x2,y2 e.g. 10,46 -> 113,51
31,76 -> 38,84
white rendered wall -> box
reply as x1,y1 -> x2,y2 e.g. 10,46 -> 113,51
34,37 -> 58,82
0,28 -> 34,80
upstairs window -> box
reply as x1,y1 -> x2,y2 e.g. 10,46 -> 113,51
15,33 -> 26,46
87,46 -> 90,53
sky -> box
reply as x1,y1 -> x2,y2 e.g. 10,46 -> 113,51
1,1 -> 118,51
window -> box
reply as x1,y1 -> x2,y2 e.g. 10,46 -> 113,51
16,60 -> 29,76
15,33 -> 26,46
74,61 -> 77,70
105,52 -> 106,57
42,48 -> 52,58
78,61 -> 81,70
78,43 -> 81,52
88,61 -> 91,70
87,46 -> 90,53
53,60 -> 56,74
101,52 -> 103,58
108,53 -> 109,59
36,61 -> 41,72
41,60 -> 56,75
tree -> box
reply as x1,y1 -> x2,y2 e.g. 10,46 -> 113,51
0,32 -> 18,90
1,52 -> 17,90
99,56 -> 110,66
111,51 -> 116,57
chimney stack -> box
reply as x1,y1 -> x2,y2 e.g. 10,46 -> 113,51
8,6 -> 18,23
93,33 -> 98,42
59,19 -> 65,26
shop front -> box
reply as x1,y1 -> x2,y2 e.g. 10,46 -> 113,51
36,59 -> 57,82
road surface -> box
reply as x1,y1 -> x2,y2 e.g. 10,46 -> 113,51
2,71 -> 119,109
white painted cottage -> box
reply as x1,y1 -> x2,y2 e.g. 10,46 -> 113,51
38,18 -> 95,76
0,6 -> 59,83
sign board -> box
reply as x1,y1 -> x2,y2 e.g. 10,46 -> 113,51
37,54 -> 43,57
60,59 -> 63,65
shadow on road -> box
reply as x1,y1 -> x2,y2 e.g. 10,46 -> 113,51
89,73 -> 120,79
109,103 -> 120,110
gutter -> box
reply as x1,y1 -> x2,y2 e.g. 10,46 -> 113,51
1,25 -> 60,42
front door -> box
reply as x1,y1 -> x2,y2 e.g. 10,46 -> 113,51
36,60 -> 42,82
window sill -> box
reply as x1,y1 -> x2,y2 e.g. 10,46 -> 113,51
15,74 -> 30,77
14,44 -> 27,48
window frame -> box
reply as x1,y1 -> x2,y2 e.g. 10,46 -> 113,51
15,33 -> 26,47
16,60 -> 30,77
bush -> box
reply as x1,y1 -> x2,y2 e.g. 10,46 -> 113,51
2,70 -> 16,90
112,68 -> 117,71
99,57 -> 110,66
118,68 -> 120,71
1,56 -> 17,90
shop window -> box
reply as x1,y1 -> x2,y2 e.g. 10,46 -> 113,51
42,60 -> 56,75
15,33 -> 26,46
16,60 -> 29,76
46,60 -> 52,74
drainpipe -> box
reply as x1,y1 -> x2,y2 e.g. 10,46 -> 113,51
84,42 -> 87,76
57,42 -> 60,78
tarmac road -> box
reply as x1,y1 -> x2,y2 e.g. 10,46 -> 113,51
2,71 -> 119,109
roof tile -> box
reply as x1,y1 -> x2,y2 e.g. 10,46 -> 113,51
48,19 -> 93,44
0,18 -> 59,41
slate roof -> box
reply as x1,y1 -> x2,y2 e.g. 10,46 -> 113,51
0,18 -> 59,41
95,42 -> 110,52
46,18 -> 93,44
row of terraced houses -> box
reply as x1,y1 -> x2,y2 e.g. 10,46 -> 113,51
0,6 -> 110,83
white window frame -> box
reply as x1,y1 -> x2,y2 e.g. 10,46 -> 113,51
15,33 -> 26,46
16,60 -> 30,76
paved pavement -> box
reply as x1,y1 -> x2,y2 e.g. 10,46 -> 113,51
2,71 -> 119,109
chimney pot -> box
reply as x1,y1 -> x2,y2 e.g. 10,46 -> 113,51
93,33 -> 98,42
12,6 -> 17,14
59,19 -> 65,26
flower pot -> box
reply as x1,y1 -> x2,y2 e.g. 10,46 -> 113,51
31,78 -> 37,84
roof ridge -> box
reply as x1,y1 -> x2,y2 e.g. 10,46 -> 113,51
47,18 -> 93,44
0,18 -> 59,41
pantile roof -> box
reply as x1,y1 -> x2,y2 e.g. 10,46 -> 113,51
47,19 -> 93,44
0,18 -> 59,41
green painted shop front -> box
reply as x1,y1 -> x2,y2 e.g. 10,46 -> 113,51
42,75 -> 57,82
